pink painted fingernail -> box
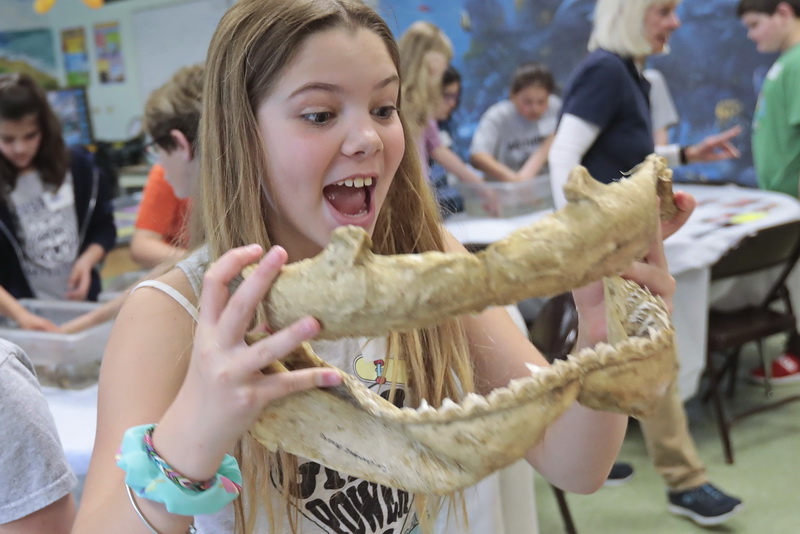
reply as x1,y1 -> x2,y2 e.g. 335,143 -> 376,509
317,370 -> 342,387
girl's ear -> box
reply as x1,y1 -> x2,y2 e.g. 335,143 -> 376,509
170,129 -> 193,161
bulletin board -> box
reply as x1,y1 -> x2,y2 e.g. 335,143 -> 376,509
131,0 -> 230,106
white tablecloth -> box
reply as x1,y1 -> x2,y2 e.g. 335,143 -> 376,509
43,384 -> 98,478
445,183 -> 800,400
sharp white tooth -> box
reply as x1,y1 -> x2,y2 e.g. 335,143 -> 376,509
525,362 -> 544,376
441,397 -> 459,414
508,377 -> 530,392
354,177 -> 364,188
417,398 -> 434,413
364,177 -> 373,186
462,392 -> 490,411
344,179 -> 354,187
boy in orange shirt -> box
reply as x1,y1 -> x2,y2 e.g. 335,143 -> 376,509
130,65 -> 202,268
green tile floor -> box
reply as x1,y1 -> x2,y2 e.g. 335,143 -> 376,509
534,337 -> 800,534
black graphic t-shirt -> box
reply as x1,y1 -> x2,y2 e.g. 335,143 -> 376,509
10,171 -> 79,300
194,337 -> 419,534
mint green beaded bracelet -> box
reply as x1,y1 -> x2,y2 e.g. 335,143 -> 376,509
115,424 -> 243,516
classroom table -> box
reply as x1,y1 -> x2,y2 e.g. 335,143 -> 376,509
445,183 -> 800,400
43,384 -> 97,480
42,183 -> 800,480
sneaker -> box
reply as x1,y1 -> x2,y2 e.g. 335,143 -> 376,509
668,483 -> 743,526
603,462 -> 634,487
750,353 -> 800,385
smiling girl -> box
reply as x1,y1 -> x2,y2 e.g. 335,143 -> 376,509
74,1 -> 682,533
0,73 -> 115,331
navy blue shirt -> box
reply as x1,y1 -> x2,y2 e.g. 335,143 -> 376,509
560,49 -> 654,184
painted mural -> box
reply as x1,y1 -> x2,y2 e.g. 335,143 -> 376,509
379,0 -> 776,186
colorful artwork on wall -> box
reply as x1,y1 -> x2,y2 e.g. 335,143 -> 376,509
61,27 -> 90,87
0,27 -> 58,88
94,21 -> 125,84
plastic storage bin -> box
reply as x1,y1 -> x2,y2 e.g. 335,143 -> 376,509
98,269 -> 148,302
456,174 -> 553,218
0,300 -> 112,388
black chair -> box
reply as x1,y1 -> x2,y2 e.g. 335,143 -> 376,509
705,219 -> 800,464
527,293 -> 579,534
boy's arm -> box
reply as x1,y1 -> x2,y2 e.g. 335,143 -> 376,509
0,494 -> 76,534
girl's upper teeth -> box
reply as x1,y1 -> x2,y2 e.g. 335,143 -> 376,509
337,177 -> 373,188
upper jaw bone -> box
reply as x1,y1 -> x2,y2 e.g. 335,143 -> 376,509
246,154 -> 678,494
246,154 -> 676,340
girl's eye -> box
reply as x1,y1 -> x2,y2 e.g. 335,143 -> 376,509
303,111 -> 334,125
373,106 -> 397,120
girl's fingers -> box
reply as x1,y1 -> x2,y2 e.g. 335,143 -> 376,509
620,261 -> 675,302
255,367 -> 343,405
215,246 -> 287,346
238,316 -> 320,376
198,244 -> 264,327
662,191 -> 696,240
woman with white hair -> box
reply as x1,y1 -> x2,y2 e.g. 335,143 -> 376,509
549,0 -> 740,206
548,0 -> 743,527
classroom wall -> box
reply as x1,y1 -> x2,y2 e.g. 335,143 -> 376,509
380,0 -> 775,186
0,0 -> 231,140
0,0 -> 777,185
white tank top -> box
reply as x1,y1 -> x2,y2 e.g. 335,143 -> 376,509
136,248 -> 419,534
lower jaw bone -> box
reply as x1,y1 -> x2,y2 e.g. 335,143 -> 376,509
246,154 -> 679,495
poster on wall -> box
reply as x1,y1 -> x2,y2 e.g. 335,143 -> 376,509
61,27 -> 90,87
94,21 -> 125,84
0,28 -> 58,88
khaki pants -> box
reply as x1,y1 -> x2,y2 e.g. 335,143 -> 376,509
639,381 -> 709,492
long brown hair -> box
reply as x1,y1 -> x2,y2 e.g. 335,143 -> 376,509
398,21 -> 453,138
198,0 -> 473,532
0,73 -> 68,191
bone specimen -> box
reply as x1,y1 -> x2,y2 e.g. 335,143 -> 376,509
246,154 -> 679,495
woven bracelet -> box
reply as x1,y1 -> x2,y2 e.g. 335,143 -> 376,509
116,424 -> 242,516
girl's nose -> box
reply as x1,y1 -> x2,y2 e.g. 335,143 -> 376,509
343,119 -> 383,157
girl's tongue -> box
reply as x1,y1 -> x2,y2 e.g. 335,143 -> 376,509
324,183 -> 368,216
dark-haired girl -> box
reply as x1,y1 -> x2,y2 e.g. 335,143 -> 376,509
0,73 -> 115,330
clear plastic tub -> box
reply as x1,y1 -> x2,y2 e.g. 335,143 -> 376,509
456,174 -> 553,218
98,269 -> 148,302
0,300 -> 112,388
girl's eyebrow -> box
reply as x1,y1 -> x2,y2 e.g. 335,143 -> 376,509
288,74 -> 400,100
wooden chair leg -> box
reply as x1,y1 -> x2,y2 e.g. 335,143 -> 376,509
550,484 -> 578,534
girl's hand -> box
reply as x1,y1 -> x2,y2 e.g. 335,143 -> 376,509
18,310 -> 60,332
156,244 -> 342,472
573,193 -> 694,346
66,259 -> 92,300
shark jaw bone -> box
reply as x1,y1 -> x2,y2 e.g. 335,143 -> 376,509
245,154 -> 678,495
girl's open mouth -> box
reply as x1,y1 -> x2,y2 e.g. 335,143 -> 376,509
323,176 -> 375,218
